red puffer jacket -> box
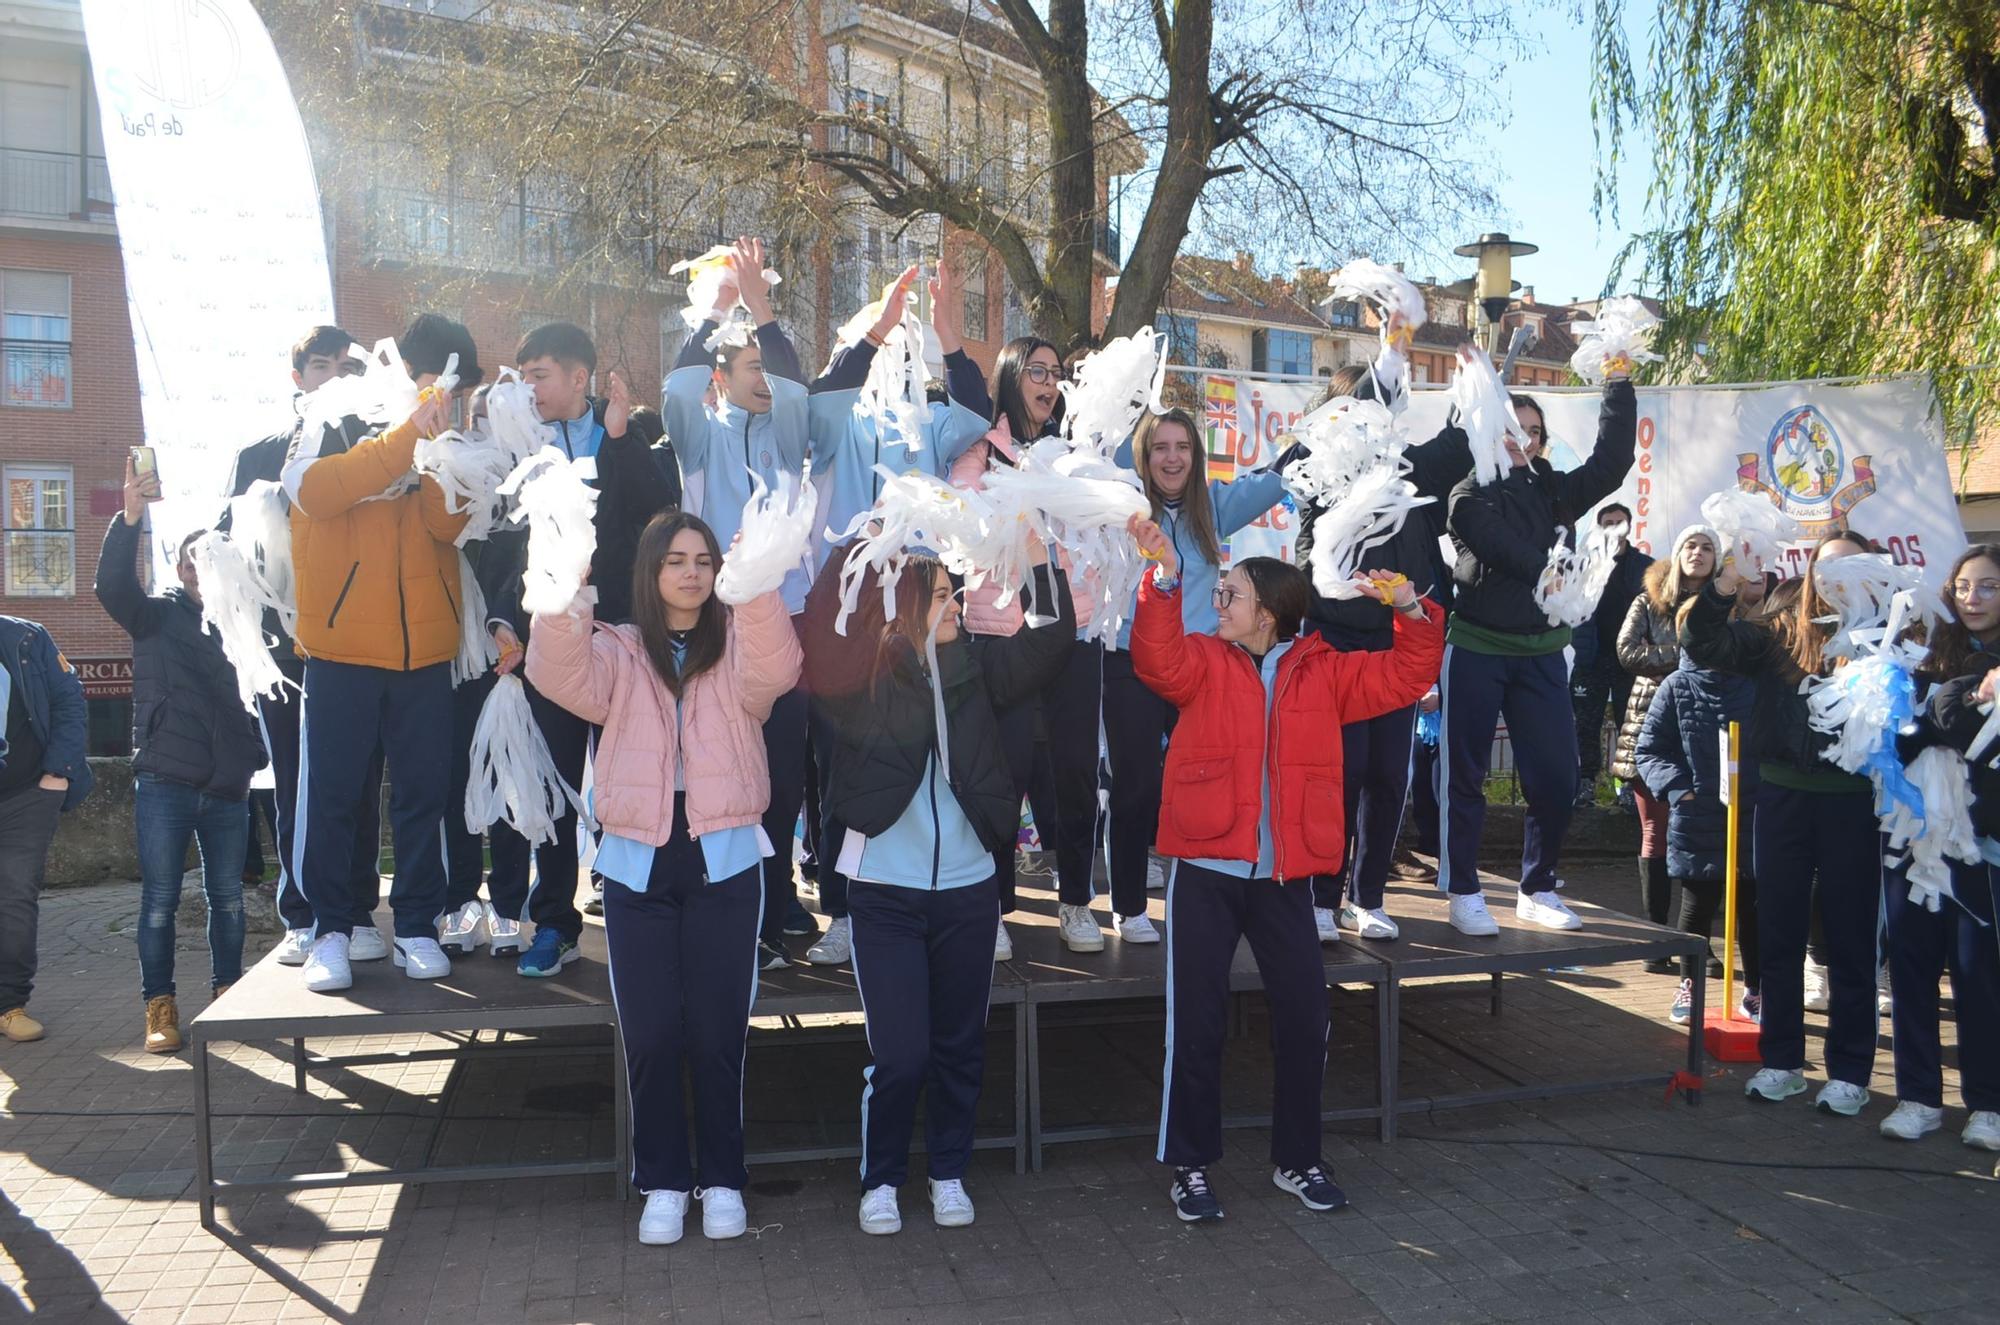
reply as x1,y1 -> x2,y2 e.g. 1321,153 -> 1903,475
1132,576 -> 1444,880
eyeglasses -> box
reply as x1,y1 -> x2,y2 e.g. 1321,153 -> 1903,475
1952,580 -> 2000,602
1022,364 -> 1068,384
1212,586 -> 1245,609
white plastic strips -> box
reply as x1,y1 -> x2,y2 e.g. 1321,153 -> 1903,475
1534,519 -> 1625,627
1447,348 -> 1520,486
668,245 -> 783,333
852,299 -> 931,454
1059,328 -> 1168,457
499,448 -> 600,618
716,472 -> 818,605
451,549 -> 499,687
1568,295 -> 1663,385
189,531 -> 292,708
1280,399 -> 1432,599
1329,259 -> 1427,333
1700,487 -> 1802,580
465,673 -> 590,846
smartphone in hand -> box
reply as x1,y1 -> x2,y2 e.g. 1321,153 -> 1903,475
131,445 -> 158,477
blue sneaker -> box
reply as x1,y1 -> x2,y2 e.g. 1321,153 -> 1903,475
516,929 -> 580,978
1273,1164 -> 1347,1212
1170,1167 -> 1223,1222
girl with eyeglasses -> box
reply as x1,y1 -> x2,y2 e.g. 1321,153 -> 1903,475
948,337 -> 1096,960
1875,543 -> 2000,1149
1683,530 -> 1887,1114
1128,514 -> 1442,1223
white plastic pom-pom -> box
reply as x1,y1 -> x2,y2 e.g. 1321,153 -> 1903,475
1060,330 -> 1168,457
717,471 -> 818,605
1534,519 -> 1625,627
1568,295 -> 1663,385
1281,399 -> 1431,599
668,245 -> 783,332
451,549 -> 498,687
225,480 -> 297,636
479,369 -> 557,468
1700,487 -> 1801,579
1890,745 -> 1978,912
980,440 -> 1151,638
189,531 -> 295,709
1809,555 -> 1939,666
1447,348 -> 1520,486
1330,260 -> 1427,333
852,300 -> 931,454
298,340 -> 458,443
499,448 -> 600,617
827,469 -> 997,636
465,673 -> 590,846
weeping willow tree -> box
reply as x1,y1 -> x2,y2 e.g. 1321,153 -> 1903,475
1591,0 -> 2000,437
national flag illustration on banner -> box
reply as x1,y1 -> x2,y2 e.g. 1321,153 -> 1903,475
1202,376 -> 1238,483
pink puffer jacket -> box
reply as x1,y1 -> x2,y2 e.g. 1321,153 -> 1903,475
949,427 -> 1098,636
525,589 -> 802,845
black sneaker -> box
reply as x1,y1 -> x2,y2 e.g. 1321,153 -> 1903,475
782,900 -> 819,936
582,885 -> 604,917
1273,1164 -> 1347,1211
1170,1167 -> 1223,1222
758,940 -> 791,971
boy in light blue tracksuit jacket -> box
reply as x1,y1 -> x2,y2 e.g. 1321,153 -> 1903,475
659,237 -> 814,965
800,265 -> 992,961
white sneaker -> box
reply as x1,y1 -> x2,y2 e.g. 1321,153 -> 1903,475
698,1187 -> 747,1239
1340,903 -> 1400,941
1744,1067 -> 1807,1102
347,925 -> 389,962
1146,856 -> 1167,891
438,901 -> 487,956
273,927 -> 315,966
1449,894 -> 1499,937
1314,906 -> 1340,943
993,922 -> 1013,963
859,1184 -> 901,1235
1516,889 -> 1582,931
1878,1099 -> 1943,1141
302,933 -> 352,993
1962,1110 -> 2000,1151
392,936 -> 451,980
485,906 -> 524,956
1877,962 -> 1893,1017
928,1177 -> 975,1227
807,915 -> 853,965
1059,903 -> 1105,953
1117,913 -> 1160,944
638,1189 -> 688,1245
1802,959 -> 1830,1012
1815,1079 -> 1871,1117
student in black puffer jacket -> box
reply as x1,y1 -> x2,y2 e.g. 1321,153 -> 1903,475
97,456 -> 266,1057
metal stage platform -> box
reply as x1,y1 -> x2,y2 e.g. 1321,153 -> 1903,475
191,875 -> 1707,1230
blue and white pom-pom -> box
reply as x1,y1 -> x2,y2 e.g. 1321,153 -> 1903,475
1892,744 -> 1979,912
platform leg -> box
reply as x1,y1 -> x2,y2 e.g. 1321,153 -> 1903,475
1375,981 -> 1396,1143
1013,1003 -> 1027,1176
1685,959 -> 1707,1106
1026,1002 -> 1045,1173
292,1037 -> 307,1094
193,1035 -> 216,1232
1489,972 -> 1503,1016
1382,979 -> 1401,1142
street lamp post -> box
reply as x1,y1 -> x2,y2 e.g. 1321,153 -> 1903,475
1452,232 -> 1538,356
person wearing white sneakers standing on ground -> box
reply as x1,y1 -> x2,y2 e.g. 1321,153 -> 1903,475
1130,516 -> 1441,1222
1437,346 -> 1636,937
528,511 -> 802,1247
1098,407 -> 1290,949
282,315 -> 483,993
1876,544 -> 2000,1150
802,539 -> 1074,1236
1682,530 -> 1885,1114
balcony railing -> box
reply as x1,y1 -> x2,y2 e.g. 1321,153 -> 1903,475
0,148 -> 112,221
3,341 -> 73,409
1095,217 -> 1121,264
364,187 -> 583,275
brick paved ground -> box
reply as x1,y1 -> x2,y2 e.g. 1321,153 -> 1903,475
4,853 -> 1998,1324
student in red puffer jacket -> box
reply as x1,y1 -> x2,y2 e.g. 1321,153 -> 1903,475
1127,514 -> 1442,1226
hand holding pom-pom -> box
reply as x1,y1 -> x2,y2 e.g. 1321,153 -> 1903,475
1128,514 -> 1177,580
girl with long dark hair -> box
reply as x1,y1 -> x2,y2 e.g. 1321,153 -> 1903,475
801,536 -> 1074,1235
525,511 -> 802,1248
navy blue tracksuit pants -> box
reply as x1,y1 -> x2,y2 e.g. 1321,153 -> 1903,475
1753,782 -> 1882,1084
1100,647 -> 1176,921
603,794 -> 762,1193
1411,731 -> 1440,856
1886,859 -> 2000,1111
1313,704 -> 1417,913
298,658 -> 451,940
1438,644 -> 1576,894
1159,862 -> 1328,1171
759,682 -> 810,947
257,679 -> 383,932
483,675 -> 589,941
1045,640 -> 1105,908
849,876 -> 999,1191
809,700 -> 852,920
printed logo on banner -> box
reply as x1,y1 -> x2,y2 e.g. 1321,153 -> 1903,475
1735,404 -> 1877,535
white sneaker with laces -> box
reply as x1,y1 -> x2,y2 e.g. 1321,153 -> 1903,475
1314,906 -> 1340,943
1876,962 -> 1893,1017
1340,903 -> 1400,941
1517,889 -> 1583,931
347,925 -> 389,962
302,933 -> 352,993
1146,856 -> 1168,891
638,1189 -> 688,1245
698,1186 -> 747,1239
1449,894 -> 1499,937
1744,1067 -> 1807,1102
1802,959 -> 1830,1012
807,915 -> 853,965
859,1184 -> 901,1235
1117,914 -> 1160,944
993,922 -> 1013,963
1059,903 -> 1105,953
274,927 -> 315,966
928,1177 -> 975,1227
438,901 -> 486,956
392,936 -> 451,980
1879,1099 -> 1943,1141
485,905 -> 524,956
1962,1110 -> 2000,1151
1815,1079 -> 1871,1117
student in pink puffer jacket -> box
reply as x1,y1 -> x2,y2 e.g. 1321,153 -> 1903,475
948,337 -> 1105,960
525,510 -> 800,1248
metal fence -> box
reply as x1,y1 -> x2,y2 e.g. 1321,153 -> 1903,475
2,340 -> 71,408
0,147 -> 112,219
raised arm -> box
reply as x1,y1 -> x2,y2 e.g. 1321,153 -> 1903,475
523,598 -> 619,727
1130,572 -> 1209,708
1326,596 -> 1446,723
283,415 -> 423,520
1210,471 -> 1288,539
94,469 -> 168,639
1679,581 -> 1778,677
726,588 -> 804,722
663,325 -> 718,475
1551,379 -> 1638,516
